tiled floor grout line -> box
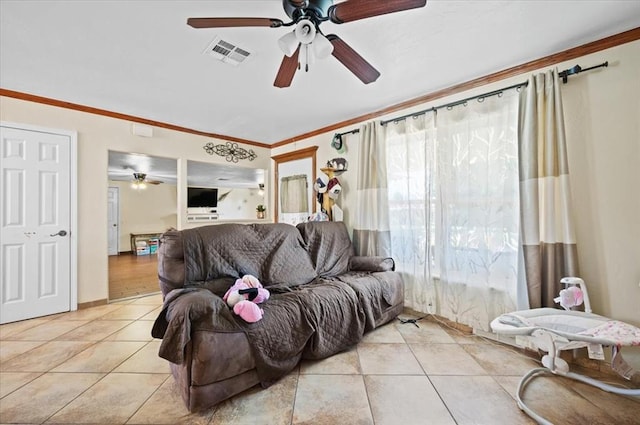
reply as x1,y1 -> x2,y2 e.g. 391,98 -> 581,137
40,370 -> 110,425
405,337 -> 460,425
355,342 -> 378,425
287,366 -> 301,425
0,370 -> 45,399
109,291 -> 162,305
124,374 -> 172,425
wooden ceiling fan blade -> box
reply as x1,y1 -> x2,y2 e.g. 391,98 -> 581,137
187,17 -> 284,28
328,0 -> 427,24
327,35 -> 380,84
274,46 -> 300,88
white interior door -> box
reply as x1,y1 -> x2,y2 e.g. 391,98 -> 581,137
1,125 -> 73,323
107,187 -> 119,255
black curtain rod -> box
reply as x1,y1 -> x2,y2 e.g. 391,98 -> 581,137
379,61 -> 608,127
334,128 -> 360,138
380,82 -> 527,126
331,128 -> 359,151
558,61 -> 608,83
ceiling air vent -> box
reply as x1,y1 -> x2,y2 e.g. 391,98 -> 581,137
204,37 -> 252,66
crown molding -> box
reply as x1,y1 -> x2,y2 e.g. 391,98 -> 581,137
0,88 -> 270,148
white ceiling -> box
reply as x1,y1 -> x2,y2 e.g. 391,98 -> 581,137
1,1 -> 639,145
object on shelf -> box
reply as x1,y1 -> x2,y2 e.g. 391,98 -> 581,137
327,178 -> 341,199
256,204 -> 266,219
136,241 -> 150,256
316,167 -> 344,221
326,158 -> 348,175
148,238 -> 159,254
308,211 -> 329,221
130,232 -> 162,255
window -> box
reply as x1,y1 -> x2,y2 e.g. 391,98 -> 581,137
385,91 -> 520,330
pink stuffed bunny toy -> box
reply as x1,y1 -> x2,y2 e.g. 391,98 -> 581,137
233,301 -> 263,323
223,274 -> 270,323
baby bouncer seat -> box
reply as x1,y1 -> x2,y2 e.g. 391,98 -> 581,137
491,277 -> 640,425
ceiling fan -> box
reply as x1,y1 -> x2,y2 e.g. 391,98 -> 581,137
187,0 -> 427,88
131,172 -> 163,189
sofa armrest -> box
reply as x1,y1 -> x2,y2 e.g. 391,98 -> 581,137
152,288 -> 238,364
349,256 -> 395,272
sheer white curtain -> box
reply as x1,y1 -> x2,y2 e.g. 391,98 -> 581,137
386,114 -> 437,313
436,91 -> 522,331
386,90 -> 523,331
280,174 -> 309,225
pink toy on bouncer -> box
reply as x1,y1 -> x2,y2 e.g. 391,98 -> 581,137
554,285 -> 584,310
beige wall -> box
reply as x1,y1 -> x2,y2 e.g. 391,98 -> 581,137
0,99 -> 271,303
273,40 -> 640,326
108,181 -> 177,251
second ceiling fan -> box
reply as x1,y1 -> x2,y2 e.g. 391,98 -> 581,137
187,0 -> 427,88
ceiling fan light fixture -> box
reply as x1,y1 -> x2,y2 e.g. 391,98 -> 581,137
132,172 -> 147,189
312,32 -> 333,59
294,19 -> 316,44
133,172 -> 146,181
277,31 -> 299,57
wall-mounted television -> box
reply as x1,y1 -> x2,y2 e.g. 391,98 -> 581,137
187,187 -> 218,208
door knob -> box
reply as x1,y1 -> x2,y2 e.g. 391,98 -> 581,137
50,230 -> 68,237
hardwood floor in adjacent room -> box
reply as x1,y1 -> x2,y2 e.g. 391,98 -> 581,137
108,252 -> 159,301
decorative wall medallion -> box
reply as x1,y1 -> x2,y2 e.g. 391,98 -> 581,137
203,142 -> 257,163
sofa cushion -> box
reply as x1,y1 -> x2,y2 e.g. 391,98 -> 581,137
182,223 -> 317,287
296,279 -> 365,360
349,256 -> 395,272
332,271 -> 404,332
296,222 -> 354,277
157,231 -> 186,295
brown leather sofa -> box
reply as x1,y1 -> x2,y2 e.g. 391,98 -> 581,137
152,221 -> 403,412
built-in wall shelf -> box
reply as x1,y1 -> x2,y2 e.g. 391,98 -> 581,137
182,218 -> 271,229
187,214 -> 219,222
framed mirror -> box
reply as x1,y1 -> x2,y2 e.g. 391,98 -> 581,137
272,146 -> 318,225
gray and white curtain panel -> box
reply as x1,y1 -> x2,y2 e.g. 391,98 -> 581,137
518,70 -> 579,308
353,121 -> 391,257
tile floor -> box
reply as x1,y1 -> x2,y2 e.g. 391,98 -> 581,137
1,293 -> 638,424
